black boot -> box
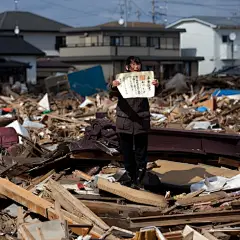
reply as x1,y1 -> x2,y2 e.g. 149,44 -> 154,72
135,168 -> 146,190
120,171 -> 133,187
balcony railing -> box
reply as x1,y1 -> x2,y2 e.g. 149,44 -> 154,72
65,42 -> 180,50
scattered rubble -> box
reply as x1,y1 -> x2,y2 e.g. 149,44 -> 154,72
0,76 -> 239,240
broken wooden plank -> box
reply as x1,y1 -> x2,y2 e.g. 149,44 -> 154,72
182,189 -> 205,199
130,209 -> 240,228
201,229 -> 218,240
26,170 -> 55,191
163,189 -> 206,214
73,170 -> 92,181
46,179 -> 109,231
81,200 -> 162,218
74,193 -> 125,202
97,177 -> 167,208
218,157 -> 240,169
0,178 -> 102,239
183,225 -> 208,240
176,191 -> 227,206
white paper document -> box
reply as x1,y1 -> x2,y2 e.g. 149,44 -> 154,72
116,71 -> 155,98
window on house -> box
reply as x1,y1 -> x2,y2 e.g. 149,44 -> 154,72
153,37 -> 160,48
147,37 -> 152,47
91,36 -> 98,46
55,36 -> 66,50
104,36 -> 110,46
110,36 -> 124,46
166,38 -> 174,49
222,35 -> 229,43
160,38 -> 167,49
85,37 -> 92,46
173,38 -> 180,49
140,37 -> 147,46
147,37 -> 160,47
130,36 -> 139,46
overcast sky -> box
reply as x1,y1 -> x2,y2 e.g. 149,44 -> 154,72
1,0 -> 240,27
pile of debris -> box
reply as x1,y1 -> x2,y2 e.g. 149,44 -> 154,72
0,131 -> 240,239
0,81 -> 239,239
150,88 -> 240,133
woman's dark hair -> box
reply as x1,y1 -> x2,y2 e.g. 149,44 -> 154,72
125,56 -> 142,71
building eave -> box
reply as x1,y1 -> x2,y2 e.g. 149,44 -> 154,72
56,55 -> 204,62
167,18 -> 216,29
0,29 -> 64,33
0,52 -> 45,57
217,25 -> 240,29
60,26 -> 186,34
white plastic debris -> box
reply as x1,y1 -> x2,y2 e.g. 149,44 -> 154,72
23,118 -> 46,129
38,93 -> 50,111
6,120 -> 30,144
191,174 -> 240,193
79,97 -> 94,108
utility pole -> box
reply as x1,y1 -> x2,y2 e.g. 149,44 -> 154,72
14,0 -> 19,11
124,0 -> 128,27
163,0 -> 168,25
151,0 -> 156,23
14,0 -> 20,35
150,0 -> 168,25
136,9 -> 141,21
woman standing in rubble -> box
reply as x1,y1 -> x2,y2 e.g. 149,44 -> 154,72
110,56 -> 159,189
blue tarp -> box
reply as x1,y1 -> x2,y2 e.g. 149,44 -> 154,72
68,65 -> 107,97
212,89 -> 240,97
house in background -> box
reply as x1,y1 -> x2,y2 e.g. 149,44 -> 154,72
0,11 -> 70,57
167,16 -> 240,75
58,21 -> 204,82
0,35 -> 44,84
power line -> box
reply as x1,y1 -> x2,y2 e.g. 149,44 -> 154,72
136,9 -> 141,21
131,0 -> 185,22
167,0 -> 237,12
151,0 -> 156,23
131,0 -> 149,17
41,0 -> 117,19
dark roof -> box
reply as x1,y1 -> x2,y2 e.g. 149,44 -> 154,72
214,65 -> 240,75
0,36 -> 45,56
189,16 -> 240,28
0,11 -> 70,32
61,21 -> 185,33
0,58 -> 30,68
57,55 -> 204,62
98,21 -> 165,28
37,58 -> 73,68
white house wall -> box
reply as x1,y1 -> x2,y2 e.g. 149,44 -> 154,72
215,29 -> 240,67
175,22 -> 215,75
23,33 -> 60,56
4,56 -> 37,85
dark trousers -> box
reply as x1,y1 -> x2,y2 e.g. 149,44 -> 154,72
119,133 -> 148,181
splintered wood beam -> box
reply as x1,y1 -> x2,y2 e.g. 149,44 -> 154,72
46,179 -> 109,231
0,178 -> 101,239
97,177 -> 168,208
81,200 -> 162,218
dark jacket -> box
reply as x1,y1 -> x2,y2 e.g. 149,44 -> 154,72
109,83 -> 151,135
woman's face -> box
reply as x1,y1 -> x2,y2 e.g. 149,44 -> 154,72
127,61 -> 141,72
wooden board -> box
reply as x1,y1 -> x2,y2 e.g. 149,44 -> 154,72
152,160 -> 238,186
0,178 -> 102,239
97,178 -> 167,208
47,179 -> 109,231
81,200 -> 162,218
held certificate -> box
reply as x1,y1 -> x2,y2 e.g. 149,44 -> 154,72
116,71 -> 155,98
